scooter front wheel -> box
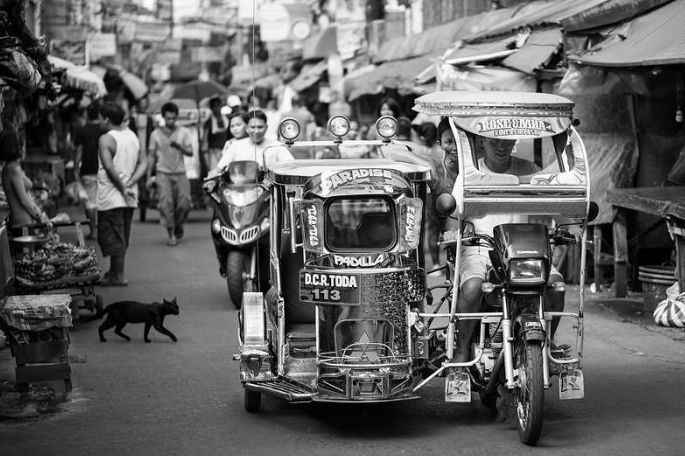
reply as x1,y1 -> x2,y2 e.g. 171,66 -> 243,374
226,251 -> 249,309
515,342 -> 544,446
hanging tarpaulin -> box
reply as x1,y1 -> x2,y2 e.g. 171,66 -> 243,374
436,64 -> 536,92
48,56 -> 107,97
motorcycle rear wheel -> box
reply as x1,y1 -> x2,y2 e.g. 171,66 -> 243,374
227,251 -> 250,309
515,342 -> 544,446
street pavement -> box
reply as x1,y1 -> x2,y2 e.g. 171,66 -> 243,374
2,209 -> 685,456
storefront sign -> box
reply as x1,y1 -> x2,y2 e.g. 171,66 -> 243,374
88,33 -> 117,59
50,40 -> 86,66
190,46 -> 224,63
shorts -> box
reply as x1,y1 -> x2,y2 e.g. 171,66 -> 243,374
97,207 -> 134,257
81,174 -> 98,210
459,246 -> 562,286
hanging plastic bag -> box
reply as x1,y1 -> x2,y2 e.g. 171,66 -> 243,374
653,282 -> 685,328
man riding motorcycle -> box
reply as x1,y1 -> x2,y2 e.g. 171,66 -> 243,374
438,132 -> 566,364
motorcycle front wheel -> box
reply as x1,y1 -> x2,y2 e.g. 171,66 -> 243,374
226,251 -> 250,309
515,342 -> 544,446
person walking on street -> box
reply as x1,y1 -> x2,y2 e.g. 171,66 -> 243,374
201,96 -> 229,173
73,102 -> 106,239
97,103 -> 147,286
147,102 -> 194,246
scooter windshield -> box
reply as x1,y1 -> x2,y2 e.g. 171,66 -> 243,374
222,186 -> 264,207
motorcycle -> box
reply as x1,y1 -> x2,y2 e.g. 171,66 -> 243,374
235,95 -> 594,447
205,160 -> 270,308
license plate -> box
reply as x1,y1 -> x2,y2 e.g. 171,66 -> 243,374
299,271 -> 360,305
559,369 -> 584,400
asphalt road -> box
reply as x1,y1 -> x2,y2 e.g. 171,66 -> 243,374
2,210 -> 685,456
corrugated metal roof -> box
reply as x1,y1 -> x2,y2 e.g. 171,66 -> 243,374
570,0 -> 685,66
561,0 -> 674,31
373,4 -> 543,63
464,0 -> 610,42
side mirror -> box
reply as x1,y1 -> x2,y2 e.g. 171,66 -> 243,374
588,202 -> 599,222
436,193 -> 457,216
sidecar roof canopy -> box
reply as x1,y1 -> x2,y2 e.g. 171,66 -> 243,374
268,159 -> 432,186
414,91 -> 575,140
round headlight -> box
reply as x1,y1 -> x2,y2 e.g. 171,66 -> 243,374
211,218 -> 221,233
376,116 -> 398,140
279,117 -> 301,142
328,116 -> 351,138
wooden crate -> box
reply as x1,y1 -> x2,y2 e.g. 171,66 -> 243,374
9,329 -> 72,392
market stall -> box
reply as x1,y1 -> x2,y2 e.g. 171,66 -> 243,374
608,186 -> 685,297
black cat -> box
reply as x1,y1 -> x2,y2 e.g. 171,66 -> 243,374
98,298 -> 180,343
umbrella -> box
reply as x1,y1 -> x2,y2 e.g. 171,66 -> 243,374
171,80 -> 228,105
119,70 -> 148,101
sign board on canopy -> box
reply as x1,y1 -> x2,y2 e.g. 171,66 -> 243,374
190,46 -> 224,63
88,33 -> 117,60
50,40 -> 86,66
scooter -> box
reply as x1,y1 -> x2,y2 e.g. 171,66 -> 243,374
204,160 -> 270,309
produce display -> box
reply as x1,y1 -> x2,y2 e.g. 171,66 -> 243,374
14,242 -> 100,284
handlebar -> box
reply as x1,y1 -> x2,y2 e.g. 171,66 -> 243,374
438,231 -> 577,248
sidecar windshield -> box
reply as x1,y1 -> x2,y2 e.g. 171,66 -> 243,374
326,196 -> 395,251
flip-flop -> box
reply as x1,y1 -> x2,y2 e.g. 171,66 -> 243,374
99,276 -> 128,287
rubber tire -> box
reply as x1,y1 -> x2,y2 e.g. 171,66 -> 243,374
227,251 -> 249,309
479,390 -> 497,414
515,343 -> 545,446
244,389 -> 261,413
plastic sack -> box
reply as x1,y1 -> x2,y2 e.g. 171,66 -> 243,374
653,282 -> 685,328
65,181 -> 88,205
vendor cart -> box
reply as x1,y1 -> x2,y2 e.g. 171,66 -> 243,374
9,220 -> 103,324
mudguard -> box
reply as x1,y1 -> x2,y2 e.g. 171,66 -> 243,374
514,313 -> 546,342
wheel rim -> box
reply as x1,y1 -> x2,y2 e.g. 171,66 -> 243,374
515,344 -> 530,429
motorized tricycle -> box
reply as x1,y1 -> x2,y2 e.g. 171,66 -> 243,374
235,96 -> 593,446
205,161 -> 270,308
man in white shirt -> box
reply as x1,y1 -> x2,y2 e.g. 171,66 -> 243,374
215,109 -> 294,171
449,136 -> 564,363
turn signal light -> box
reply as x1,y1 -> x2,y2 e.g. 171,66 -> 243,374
552,281 -> 566,292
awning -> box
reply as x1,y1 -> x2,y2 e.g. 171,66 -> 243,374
436,64 -> 536,92
569,0 -> 685,67
561,0 -> 674,32
374,5 -> 530,63
48,56 -> 107,97
344,53 -> 437,101
440,28 -> 563,75
290,60 -> 328,92
92,64 -> 149,101
464,0 -> 609,42
302,26 -> 338,60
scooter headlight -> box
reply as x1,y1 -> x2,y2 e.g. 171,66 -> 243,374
508,259 -> 546,286
211,218 -> 221,233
